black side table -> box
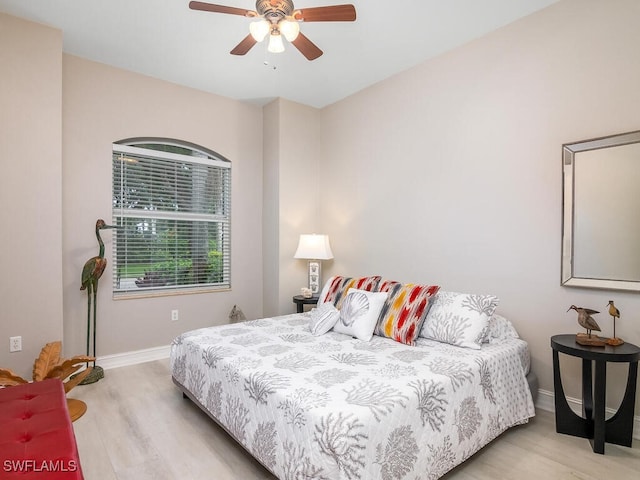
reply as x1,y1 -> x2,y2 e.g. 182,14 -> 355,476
292,295 -> 319,313
551,334 -> 640,454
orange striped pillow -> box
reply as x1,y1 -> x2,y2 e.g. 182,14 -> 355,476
374,282 -> 440,345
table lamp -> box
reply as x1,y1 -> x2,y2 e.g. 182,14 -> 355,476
294,234 -> 333,294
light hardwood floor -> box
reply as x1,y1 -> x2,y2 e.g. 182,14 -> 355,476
68,359 -> 640,480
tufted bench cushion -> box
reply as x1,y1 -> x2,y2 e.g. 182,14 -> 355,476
0,378 -> 84,479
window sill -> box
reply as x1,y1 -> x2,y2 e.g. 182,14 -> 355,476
113,287 -> 231,300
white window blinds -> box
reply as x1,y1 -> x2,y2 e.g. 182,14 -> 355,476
112,143 -> 231,296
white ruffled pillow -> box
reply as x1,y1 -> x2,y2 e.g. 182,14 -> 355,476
485,314 -> 519,343
309,302 -> 340,336
420,291 -> 499,349
332,289 -> 388,341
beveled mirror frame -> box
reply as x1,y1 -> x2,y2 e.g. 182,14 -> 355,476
562,130 -> 640,292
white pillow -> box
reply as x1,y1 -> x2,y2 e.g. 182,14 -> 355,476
420,291 -> 499,349
485,314 -> 519,343
309,302 -> 340,336
332,289 -> 388,342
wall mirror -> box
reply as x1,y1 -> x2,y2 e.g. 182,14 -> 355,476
562,130 -> 640,291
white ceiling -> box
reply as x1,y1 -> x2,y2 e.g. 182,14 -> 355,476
0,0 -> 558,108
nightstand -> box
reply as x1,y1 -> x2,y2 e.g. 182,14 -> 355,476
292,295 -> 319,313
551,334 -> 640,454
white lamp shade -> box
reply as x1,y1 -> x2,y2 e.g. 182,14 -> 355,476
279,19 -> 300,42
267,31 -> 285,53
294,234 -> 333,260
249,20 -> 270,42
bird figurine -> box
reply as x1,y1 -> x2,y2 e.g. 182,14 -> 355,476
606,300 -> 624,346
567,305 -> 604,346
79,219 -> 118,384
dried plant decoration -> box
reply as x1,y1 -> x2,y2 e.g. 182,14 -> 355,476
0,340 -> 94,393
0,368 -> 27,386
32,340 -> 62,381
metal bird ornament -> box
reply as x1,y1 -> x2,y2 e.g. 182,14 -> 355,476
568,305 -> 605,346
606,300 -> 624,346
79,219 -> 118,384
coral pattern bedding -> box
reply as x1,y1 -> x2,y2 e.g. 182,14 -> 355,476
170,313 -> 534,480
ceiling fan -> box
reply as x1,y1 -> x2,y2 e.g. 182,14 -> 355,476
189,1 -> 356,61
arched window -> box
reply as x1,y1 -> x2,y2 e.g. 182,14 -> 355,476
112,138 -> 231,296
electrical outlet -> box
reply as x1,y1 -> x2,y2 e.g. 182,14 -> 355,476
171,310 -> 179,321
9,336 -> 22,353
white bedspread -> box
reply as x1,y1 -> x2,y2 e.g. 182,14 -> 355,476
170,313 -> 535,480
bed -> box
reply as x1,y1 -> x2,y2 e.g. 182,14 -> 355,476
170,307 -> 535,480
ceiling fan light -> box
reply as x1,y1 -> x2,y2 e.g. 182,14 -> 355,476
249,20 -> 270,42
280,19 -> 300,42
267,31 -> 285,53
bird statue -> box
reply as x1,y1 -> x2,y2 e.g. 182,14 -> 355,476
606,300 -> 624,346
79,219 -> 118,384
567,305 -> 603,345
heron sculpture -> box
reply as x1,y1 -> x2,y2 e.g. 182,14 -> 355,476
80,219 -> 118,384
568,304 -> 605,346
568,304 -> 601,336
606,300 -> 624,346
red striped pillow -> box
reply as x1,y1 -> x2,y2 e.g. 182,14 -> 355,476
378,279 -> 401,292
320,275 -> 382,309
374,282 -> 440,345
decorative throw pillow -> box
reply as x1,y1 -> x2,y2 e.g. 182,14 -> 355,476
374,282 -> 440,346
332,289 -> 388,341
309,302 -> 340,336
485,314 -> 519,343
319,275 -> 382,309
420,291 -> 499,349
377,279 -> 401,293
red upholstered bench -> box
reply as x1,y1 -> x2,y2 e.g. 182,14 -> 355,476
0,378 -> 84,479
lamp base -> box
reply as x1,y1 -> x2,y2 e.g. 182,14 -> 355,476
308,260 -> 321,294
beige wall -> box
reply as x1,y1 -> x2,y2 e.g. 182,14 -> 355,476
318,0 -> 640,412
0,13 -> 63,379
262,101 -> 280,317
277,99 -> 323,313
61,55 -> 264,359
262,99 -> 322,316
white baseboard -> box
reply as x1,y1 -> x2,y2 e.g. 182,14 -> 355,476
96,345 -> 171,371
536,388 -> 640,440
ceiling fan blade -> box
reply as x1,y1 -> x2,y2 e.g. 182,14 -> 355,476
294,4 -> 356,22
189,1 -> 255,17
291,32 -> 323,61
230,34 -> 257,56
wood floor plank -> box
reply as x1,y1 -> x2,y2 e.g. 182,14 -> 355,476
71,407 -> 118,480
68,359 -> 639,480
